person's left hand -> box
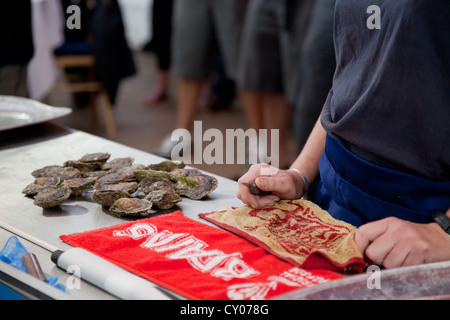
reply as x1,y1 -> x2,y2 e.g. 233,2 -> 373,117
355,208 -> 450,269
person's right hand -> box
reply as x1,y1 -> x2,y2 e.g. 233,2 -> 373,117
236,164 -> 306,209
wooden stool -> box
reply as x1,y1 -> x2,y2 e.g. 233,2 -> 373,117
52,54 -> 117,140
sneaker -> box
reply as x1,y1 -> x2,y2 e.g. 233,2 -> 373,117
155,134 -> 179,159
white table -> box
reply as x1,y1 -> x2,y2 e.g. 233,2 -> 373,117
0,122 -> 242,299
1,122 -> 449,300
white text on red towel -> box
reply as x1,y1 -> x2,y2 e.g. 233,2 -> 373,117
113,223 -> 259,281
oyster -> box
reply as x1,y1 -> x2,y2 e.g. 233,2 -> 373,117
170,169 -> 218,200
91,190 -> 131,207
63,153 -> 110,172
33,186 -> 71,208
134,169 -> 171,181
170,168 -> 203,178
109,198 -> 153,217
94,171 -> 130,188
140,177 -> 171,194
147,160 -> 185,172
95,181 -> 139,194
144,180 -> 182,210
62,177 -> 97,196
63,160 -> 103,172
22,177 -> 61,196
79,152 -> 111,163
115,164 -> 146,179
83,170 -> 109,179
101,156 -> 135,171
26,152 -> 218,213
31,165 -> 82,180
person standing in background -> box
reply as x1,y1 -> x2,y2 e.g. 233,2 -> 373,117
236,0 -> 315,169
293,0 -> 336,153
90,0 -> 136,106
0,1 -> 34,97
156,0 -> 248,158
144,0 -> 174,105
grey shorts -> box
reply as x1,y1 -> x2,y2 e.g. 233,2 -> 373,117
237,0 -> 314,101
171,0 -> 245,80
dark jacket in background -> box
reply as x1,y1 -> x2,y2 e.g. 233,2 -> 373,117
90,0 -> 136,104
0,1 -> 34,67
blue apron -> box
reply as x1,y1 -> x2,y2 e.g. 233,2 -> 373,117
312,135 -> 450,227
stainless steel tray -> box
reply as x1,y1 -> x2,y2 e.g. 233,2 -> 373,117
0,96 -> 71,131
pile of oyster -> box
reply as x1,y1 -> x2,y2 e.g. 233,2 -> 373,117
23,152 -> 217,217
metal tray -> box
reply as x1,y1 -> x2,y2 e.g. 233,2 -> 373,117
0,96 -> 71,131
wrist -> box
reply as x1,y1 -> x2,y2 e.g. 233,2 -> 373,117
432,211 -> 450,236
287,168 -> 310,198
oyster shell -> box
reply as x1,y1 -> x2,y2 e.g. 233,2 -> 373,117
22,177 -> 61,196
134,169 -> 171,181
95,181 -> 139,194
83,170 -> 110,179
144,180 -> 182,210
62,177 -> 97,196
26,152 -> 218,213
170,169 -> 218,200
147,160 -> 185,172
94,171 -> 130,188
109,198 -> 153,217
33,186 -> 71,208
63,160 -> 103,172
79,152 -> 111,163
101,156 -> 135,171
31,165 -> 82,180
170,168 -> 203,178
91,190 -> 131,207
140,177 -> 170,194
115,164 -> 146,180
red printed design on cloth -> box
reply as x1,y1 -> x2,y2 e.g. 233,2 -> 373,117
60,211 -> 343,300
199,200 -> 368,273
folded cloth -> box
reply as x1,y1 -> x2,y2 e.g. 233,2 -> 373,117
199,200 -> 368,273
60,211 -> 343,300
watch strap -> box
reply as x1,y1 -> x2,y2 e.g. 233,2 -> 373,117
432,211 -> 450,235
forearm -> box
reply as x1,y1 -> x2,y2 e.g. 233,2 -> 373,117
289,117 -> 327,194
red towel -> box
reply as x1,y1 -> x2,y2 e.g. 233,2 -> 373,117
60,211 -> 343,300
199,200 -> 368,273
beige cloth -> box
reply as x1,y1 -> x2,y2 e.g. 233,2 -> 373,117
200,199 -> 367,272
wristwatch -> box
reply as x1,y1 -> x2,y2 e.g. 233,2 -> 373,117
432,211 -> 450,235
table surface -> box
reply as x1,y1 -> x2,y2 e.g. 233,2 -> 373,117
0,122 -> 243,299
2,123 -> 450,300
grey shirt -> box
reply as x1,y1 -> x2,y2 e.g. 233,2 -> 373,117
321,0 -> 450,180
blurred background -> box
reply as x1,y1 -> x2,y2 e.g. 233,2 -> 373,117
1,0 -> 337,180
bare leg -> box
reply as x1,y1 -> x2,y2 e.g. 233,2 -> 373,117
240,90 -> 265,164
240,90 -> 264,131
145,70 -> 169,104
176,78 -> 206,131
263,93 -> 293,168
